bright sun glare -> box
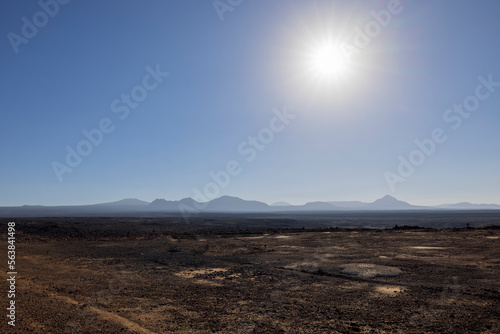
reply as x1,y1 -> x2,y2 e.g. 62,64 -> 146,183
308,42 -> 349,82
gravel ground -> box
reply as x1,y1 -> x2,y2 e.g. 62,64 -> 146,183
1,221 -> 499,333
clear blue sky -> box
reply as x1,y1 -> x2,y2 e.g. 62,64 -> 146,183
1,0 -> 499,206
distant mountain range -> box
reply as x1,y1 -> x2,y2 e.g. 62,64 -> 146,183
435,202 -> 500,210
0,195 -> 499,217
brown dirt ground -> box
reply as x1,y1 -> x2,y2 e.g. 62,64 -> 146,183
1,224 -> 499,333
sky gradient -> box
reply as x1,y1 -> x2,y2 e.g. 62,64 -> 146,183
1,0 -> 499,206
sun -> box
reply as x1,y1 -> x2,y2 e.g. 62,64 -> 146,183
307,42 -> 350,82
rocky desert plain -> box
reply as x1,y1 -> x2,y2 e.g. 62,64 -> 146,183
1,216 -> 499,333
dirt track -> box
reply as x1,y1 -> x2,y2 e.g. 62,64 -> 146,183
1,223 -> 499,333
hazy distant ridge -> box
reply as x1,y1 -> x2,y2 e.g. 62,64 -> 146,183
1,195 -> 499,217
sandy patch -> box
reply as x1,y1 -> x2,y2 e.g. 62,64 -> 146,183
410,246 -> 447,249
240,235 -> 267,240
193,279 -> 222,286
165,235 -> 177,242
277,245 -> 304,249
374,285 -> 405,296
275,235 -> 292,239
174,268 -> 228,278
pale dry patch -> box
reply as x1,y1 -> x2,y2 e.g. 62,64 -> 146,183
395,254 -> 419,260
410,246 -> 447,250
239,235 -> 267,240
174,268 -> 228,278
374,285 -> 405,296
193,279 -> 222,286
237,300 -> 251,305
316,253 -> 341,260
165,235 -> 178,242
